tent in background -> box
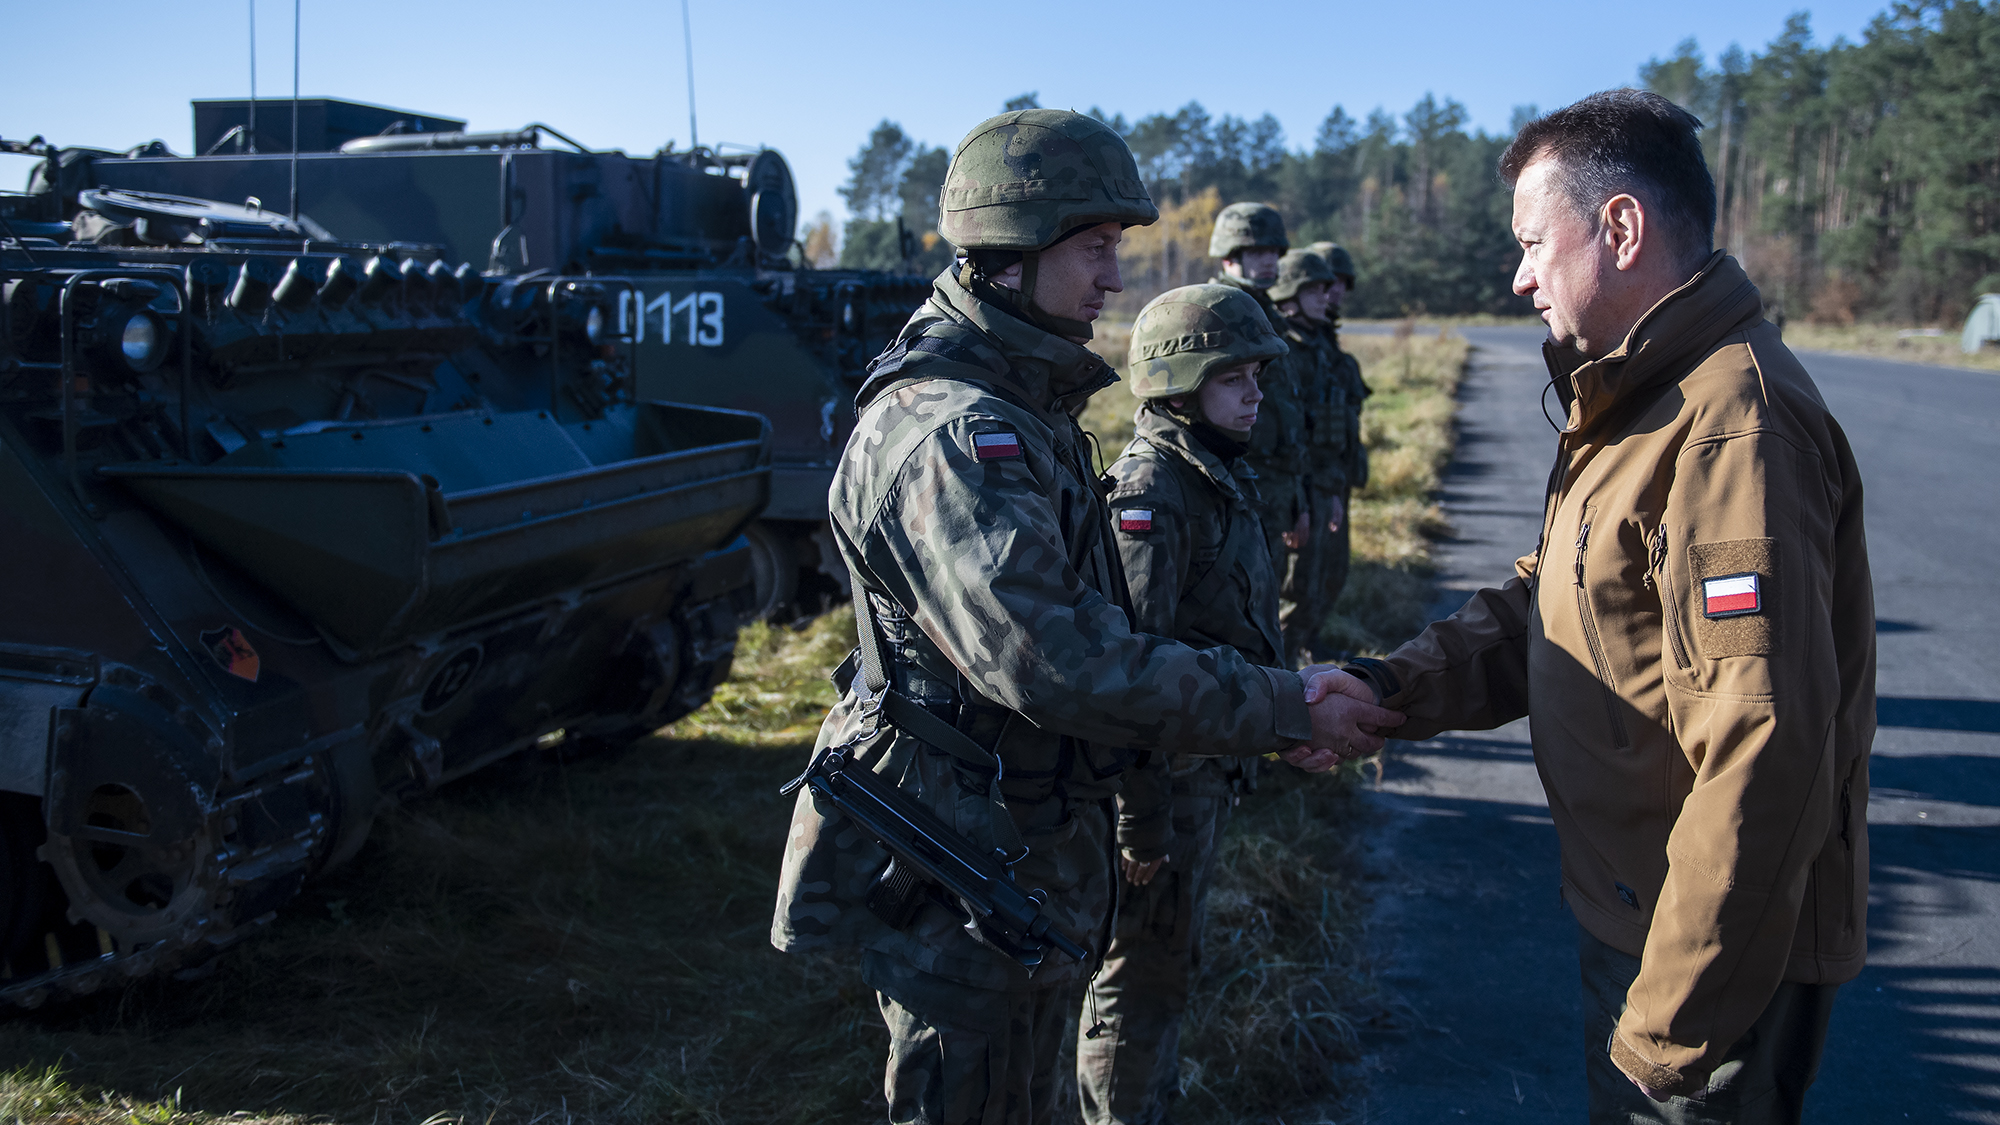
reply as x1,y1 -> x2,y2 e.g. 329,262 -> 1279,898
1965,294 -> 2000,354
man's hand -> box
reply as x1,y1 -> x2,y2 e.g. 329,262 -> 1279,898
1285,668 -> 1404,772
1281,509 -> 1312,550
1325,495 -> 1344,534
1119,851 -> 1168,886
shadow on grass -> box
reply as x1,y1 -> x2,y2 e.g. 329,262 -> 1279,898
2,731 -> 884,1124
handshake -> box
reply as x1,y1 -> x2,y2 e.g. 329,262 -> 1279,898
1280,666 -> 1406,774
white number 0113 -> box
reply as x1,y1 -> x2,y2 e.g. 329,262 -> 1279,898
617,290 -> 725,346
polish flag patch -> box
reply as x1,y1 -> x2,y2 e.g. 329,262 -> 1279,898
972,431 -> 1022,461
1702,572 -> 1762,619
1118,509 -> 1154,532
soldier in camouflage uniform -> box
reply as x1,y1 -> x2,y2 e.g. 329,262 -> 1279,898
1209,203 -> 1313,664
768,111 -> 1401,1125
1304,242 -> 1372,618
1077,284 -> 1289,1124
1268,249 -> 1346,659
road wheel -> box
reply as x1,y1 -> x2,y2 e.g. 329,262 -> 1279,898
743,522 -> 799,622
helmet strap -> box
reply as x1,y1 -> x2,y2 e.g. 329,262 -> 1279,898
965,250 -> 1096,342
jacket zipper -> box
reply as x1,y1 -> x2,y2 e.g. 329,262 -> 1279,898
1648,526 -> 1693,669
1573,520 -> 1630,748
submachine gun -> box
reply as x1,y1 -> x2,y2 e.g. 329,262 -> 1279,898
781,594 -> 1089,971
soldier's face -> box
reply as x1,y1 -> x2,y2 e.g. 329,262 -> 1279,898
1294,281 -> 1333,322
1512,156 -> 1618,357
1032,222 -> 1125,332
1328,275 -> 1349,309
1192,361 -> 1264,436
1224,248 -> 1283,287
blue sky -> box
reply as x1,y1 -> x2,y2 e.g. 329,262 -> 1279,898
4,1 -> 1892,237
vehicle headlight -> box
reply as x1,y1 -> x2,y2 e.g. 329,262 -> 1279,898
585,305 -> 606,346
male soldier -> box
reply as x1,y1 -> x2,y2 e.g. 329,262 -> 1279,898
1267,249 -> 1346,661
1079,284 -> 1291,1124
1306,241 -> 1371,616
770,110 -> 1402,1125
1313,91 -> 1874,1121
1209,203 -> 1313,663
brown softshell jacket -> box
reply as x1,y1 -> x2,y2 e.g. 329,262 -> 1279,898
1359,254 -> 1875,1094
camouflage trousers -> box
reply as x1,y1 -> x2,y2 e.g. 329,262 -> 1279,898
865,948 -> 1081,1125
1318,485 -> 1352,641
1580,928 -> 1838,1124
1075,789 -> 1233,1124
1279,481 -> 1348,664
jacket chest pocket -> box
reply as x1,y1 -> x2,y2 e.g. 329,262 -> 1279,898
1570,504 -> 1631,749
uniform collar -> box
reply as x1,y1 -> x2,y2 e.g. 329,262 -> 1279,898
1546,252 -> 1765,436
1134,406 -> 1252,504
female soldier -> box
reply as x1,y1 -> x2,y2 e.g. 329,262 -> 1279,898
1077,283 -> 1291,1125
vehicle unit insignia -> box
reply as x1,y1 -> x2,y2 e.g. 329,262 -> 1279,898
199,625 -> 262,682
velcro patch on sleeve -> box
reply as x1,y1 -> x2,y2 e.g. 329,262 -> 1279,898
1701,572 -> 1761,618
972,431 -> 1022,461
1117,509 -> 1154,532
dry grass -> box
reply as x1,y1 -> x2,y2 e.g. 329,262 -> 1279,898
1321,326 -> 1470,656
0,623 -> 886,1124
2,330 -> 1467,1123
1777,322 -> 2000,372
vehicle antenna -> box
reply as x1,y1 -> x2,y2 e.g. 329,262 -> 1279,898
289,0 -> 300,223
681,0 -> 698,153
247,0 -> 258,153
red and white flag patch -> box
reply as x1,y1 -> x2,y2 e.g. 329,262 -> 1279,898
1118,509 -> 1153,532
972,431 -> 1022,461
1702,572 -> 1761,618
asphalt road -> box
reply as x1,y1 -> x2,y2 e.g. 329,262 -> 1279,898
1346,325 -> 2000,1123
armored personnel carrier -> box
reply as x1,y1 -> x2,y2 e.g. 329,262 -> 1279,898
20,97 -> 936,618
0,183 -> 769,1007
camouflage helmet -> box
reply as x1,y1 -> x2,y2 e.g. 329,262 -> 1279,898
1268,250 -> 1336,303
1307,240 -> 1357,282
1208,202 -> 1288,260
939,110 -> 1159,252
1126,284 -> 1289,400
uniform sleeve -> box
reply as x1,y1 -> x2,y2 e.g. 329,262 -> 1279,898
1366,548 -> 1538,739
1345,355 -> 1371,487
858,417 -> 1312,755
1610,430 -> 1845,1096
1105,466 -> 1190,640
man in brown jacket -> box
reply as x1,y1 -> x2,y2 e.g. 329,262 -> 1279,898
1315,90 -> 1875,1122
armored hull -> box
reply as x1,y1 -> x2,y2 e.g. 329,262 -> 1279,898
25,101 -> 933,618
0,203 -> 769,1006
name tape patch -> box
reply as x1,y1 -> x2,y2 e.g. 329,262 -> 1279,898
972,431 -> 1022,461
1702,572 -> 1762,618
1117,509 -> 1154,532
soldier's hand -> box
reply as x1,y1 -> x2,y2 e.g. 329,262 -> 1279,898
1119,850 -> 1168,886
1281,509 -> 1312,550
1326,496 -> 1344,534
1287,668 -> 1404,770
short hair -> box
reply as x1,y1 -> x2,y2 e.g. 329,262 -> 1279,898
1500,89 -> 1716,267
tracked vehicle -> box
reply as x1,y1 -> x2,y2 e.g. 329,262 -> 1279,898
20,97 -> 936,618
0,185 -> 769,1006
